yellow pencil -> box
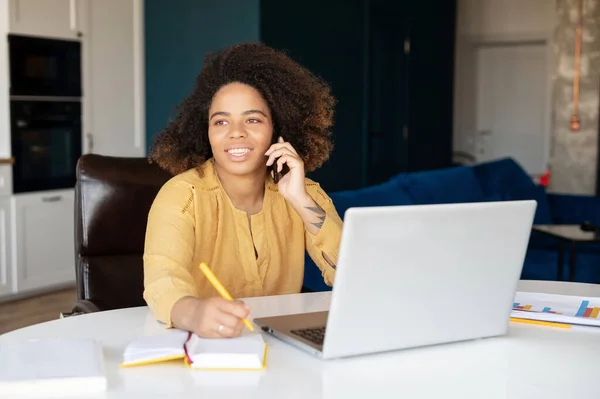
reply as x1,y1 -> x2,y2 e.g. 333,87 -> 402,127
199,262 -> 254,331
510,317 -> 571,329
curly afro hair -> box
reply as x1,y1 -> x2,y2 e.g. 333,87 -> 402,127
148,42 -> 336,176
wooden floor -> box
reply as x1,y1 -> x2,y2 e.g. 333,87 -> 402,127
0,288 -> 77,335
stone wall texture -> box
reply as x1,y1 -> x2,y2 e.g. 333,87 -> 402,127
550,0 -> 600,194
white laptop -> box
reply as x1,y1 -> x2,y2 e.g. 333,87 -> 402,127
254,200 -> 537,359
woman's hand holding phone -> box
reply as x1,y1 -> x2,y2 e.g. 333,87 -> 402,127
265,136 -> 309,204
265,136 -> 330,239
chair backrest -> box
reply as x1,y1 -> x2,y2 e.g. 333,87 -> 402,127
75,154 -> 172,310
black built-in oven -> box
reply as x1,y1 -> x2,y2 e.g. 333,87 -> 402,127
8,34 -> 82,193
10,100 -> 82,193
8,34 -> 81,97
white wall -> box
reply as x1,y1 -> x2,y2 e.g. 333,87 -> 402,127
453,0 -> 556,169
457,0 -> 555,38
0,1 -> 10,158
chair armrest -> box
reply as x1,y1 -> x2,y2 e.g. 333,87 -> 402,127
547,193 -> 600,224
71,299 -> 108,314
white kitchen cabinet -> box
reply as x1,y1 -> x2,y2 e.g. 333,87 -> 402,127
12,189 -> 75,293
0,197 -> 13,297
82,0 -> 146,157
0,0 -> 144,300
8,0 -> 85,40
0,165 -> 12,197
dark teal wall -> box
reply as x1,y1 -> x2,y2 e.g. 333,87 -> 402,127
144,0 -> 455,189
260,0 -> 368,192
144,0 -> 260,150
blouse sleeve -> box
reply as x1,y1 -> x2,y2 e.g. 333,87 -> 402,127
304,182 -> 343,286
143,179 -> 198,327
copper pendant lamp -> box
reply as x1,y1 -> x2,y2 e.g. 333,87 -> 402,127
570,0 -> 583,132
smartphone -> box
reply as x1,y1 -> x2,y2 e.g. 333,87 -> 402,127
269,135 -> 290,183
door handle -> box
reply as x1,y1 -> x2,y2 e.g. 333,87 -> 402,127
87,133 -> 94,153
42,195 -> 62,203
478,130 -> 492,136
70,0 -> 77,31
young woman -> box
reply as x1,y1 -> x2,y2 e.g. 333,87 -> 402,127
143,43 -> 343,339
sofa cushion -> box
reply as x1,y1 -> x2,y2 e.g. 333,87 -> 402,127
472,158 -> 536,200
528,229 -> 561,251
547,193 -> 600,225
484,192 -> 503,202
303,251 -> 333,292
392,165 -> 487,205
522,246 -> 600,284
532,186 -> 553,224
506,184 -> 553,224
329,179 -> 413,219
568,251 -> 600,284
471,158 -> 553,224
521,249 -> 560,281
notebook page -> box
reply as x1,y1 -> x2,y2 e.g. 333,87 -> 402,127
187,333 -> 265,355
121,329 -> 189,365
185,333 -> 266,369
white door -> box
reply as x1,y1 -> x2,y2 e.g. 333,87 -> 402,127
82,0 -> 145,157
13,190 -> 75,293
0,197 -> 13,297
475,42 -> 549,175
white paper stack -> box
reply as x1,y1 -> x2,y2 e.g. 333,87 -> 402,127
512,291 -> 600,327
0,338 -> 107,396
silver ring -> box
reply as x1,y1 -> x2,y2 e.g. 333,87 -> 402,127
218,324 -> 224,333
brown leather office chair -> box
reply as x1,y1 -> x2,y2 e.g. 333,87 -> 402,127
71,154 -> 172,313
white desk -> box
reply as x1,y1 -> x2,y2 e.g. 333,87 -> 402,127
1,280 -> 600,398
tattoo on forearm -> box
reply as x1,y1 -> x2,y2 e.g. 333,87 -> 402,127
305,205 -> 325,215
310,217 -> 325,229
306,205 -> 326,229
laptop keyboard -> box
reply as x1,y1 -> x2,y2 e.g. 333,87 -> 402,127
290,326 -> 326,345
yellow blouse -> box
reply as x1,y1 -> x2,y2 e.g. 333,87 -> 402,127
143,158 -> 343,326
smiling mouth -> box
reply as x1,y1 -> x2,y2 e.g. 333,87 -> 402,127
226,148 -> 252,157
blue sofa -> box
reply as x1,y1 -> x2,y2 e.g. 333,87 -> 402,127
303,157 -> 600,291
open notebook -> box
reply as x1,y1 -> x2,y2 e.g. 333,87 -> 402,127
121,329 -> 268,370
